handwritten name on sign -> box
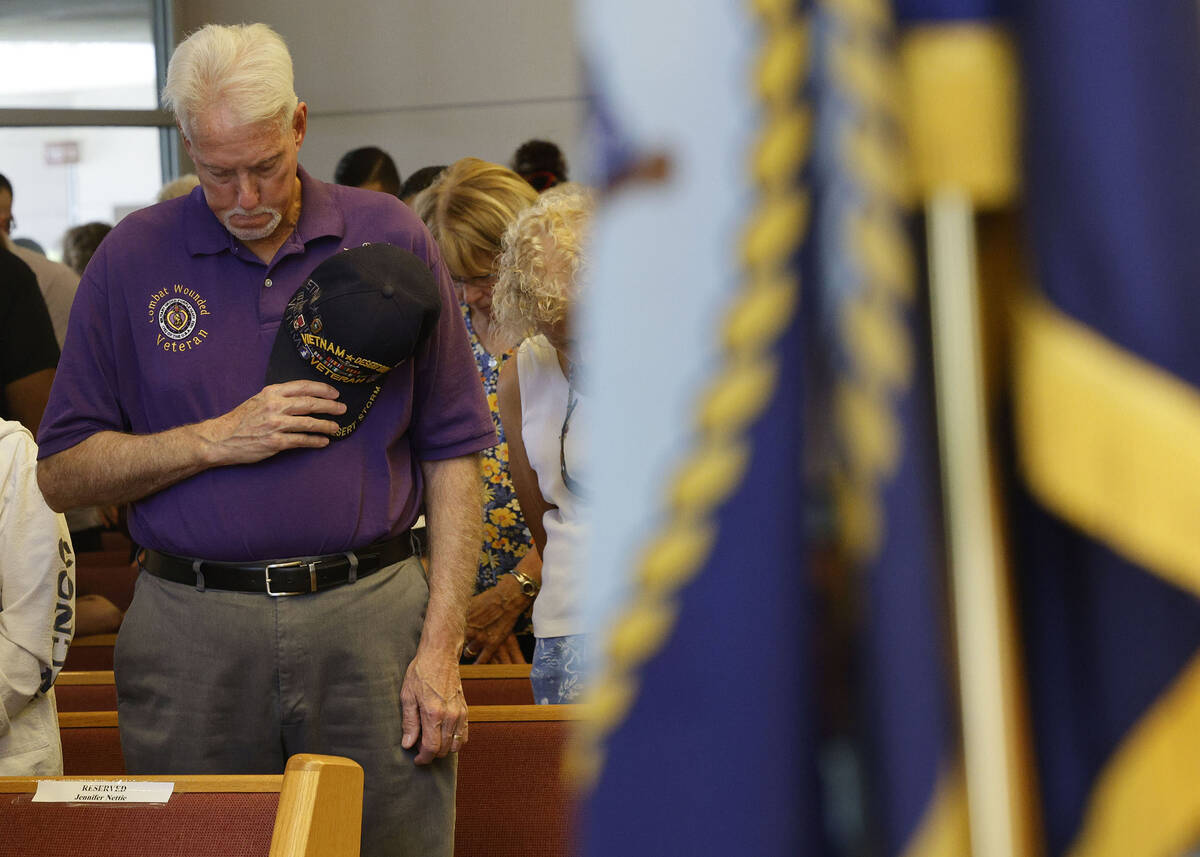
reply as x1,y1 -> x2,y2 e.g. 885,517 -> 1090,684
33,780 -> 175,804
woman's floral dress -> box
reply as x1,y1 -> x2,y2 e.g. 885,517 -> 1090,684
461,303 -> 535,651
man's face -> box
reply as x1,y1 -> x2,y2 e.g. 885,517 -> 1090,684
0,188 -> 12,236
183,103 -> 307,243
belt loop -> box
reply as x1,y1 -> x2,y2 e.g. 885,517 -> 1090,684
192,559 -> 205,593
345,551 -> 359,584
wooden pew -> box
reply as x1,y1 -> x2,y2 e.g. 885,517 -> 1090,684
57,711 -> 125,775
460,663 -> 535,705
55,671 -> 119,711
62,634 -> 119,672
100,530 -> 133,552
56,664 -> 535,711
58,705 -> 584,857
0,753 -> 362,857
76,548 -> 134,568
74,559 -> 139,613
455,704 -> 583,857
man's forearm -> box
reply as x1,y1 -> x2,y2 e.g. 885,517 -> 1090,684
418,454 -> 483,657
37,425 -> 215,513
37,380 -> 350,513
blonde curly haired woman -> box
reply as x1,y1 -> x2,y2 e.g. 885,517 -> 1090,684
494,185 -> 593,703
413,158 -> 540,665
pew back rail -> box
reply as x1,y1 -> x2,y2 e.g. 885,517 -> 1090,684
0,753 -> 363,857
53,705 -> 584,857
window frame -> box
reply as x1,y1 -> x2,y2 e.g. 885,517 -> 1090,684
0,0 -> 182,183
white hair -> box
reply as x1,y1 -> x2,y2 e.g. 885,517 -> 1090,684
162,23 -> 298,140
492,184 -> 594,342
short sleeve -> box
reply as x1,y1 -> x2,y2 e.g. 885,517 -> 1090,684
35,238 -> 129,457
407,245 -> 498,460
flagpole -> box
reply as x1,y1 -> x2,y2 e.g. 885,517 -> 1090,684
926,188 -> 1016,857
899,22 -> 1042,856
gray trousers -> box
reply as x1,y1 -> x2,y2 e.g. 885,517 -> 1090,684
114,556 -> 455,857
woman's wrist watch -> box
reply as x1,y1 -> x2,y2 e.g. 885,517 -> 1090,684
510,569 -> 540,598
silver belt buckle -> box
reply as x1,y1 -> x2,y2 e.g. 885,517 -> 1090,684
264,560 -> 317,596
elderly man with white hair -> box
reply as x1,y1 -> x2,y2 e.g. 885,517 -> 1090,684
35,23 -> 492,857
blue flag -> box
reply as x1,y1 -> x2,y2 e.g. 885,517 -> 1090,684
808,2 -> 970,855
575,2 -> 824,855
1012,1 -> 1200,854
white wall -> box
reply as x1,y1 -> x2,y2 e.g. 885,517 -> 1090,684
177,1 -> 586,184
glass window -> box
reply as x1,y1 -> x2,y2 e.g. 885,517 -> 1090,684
0,127 -> 163,259
0,1 -> 172,259
0,0 -> 159,110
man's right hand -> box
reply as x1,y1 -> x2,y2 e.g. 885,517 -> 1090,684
199,380 -> 346,466
38,381 -> 347,515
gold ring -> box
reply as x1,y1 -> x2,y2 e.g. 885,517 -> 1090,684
463,645 -> 478,657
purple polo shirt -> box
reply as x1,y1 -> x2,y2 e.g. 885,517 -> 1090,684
38,167 -> 496,561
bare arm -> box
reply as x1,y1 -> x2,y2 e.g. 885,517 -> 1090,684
464,546 -> 541,664
462,360 -> 547,664
400,453 -> 483,763
497,357 -> 554,555
37,380 -> 347,512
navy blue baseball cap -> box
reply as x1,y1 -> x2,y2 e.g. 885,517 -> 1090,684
265,243 -> 441,438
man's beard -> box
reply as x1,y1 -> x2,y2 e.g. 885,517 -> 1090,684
223,206 -> 282,241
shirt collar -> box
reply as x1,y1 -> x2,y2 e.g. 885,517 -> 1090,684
182,183 -> 231,257
183,165 -> 345,257
292,166 -> 344,246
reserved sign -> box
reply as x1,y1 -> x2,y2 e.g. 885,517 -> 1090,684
32,780 -> 175,804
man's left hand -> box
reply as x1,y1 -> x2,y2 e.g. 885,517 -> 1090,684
399,649 -> 469,764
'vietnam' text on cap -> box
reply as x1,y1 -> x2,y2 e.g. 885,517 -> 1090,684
265,243 -> 441,438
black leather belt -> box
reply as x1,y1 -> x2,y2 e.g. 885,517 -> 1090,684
140,532 -> 416,596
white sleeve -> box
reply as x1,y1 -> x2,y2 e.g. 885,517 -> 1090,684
0,425 -> 75,737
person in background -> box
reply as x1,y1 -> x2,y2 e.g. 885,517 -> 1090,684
413,157 -> 542,664
400,165 -> 447,206
494,185 -> 593,703
0,245 -> 57,433
0,174 -> 12,236
36,24 -> 491,857
511,139 -> 568,192
61,222 -> 113,277
156,173 -> 200,202
335,146 -> 402,197
0,234 -> 113,554
0,418 -> 75,775
5,210 -> 117,553
0,175 -> 80,349
11,238 -> 43,254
